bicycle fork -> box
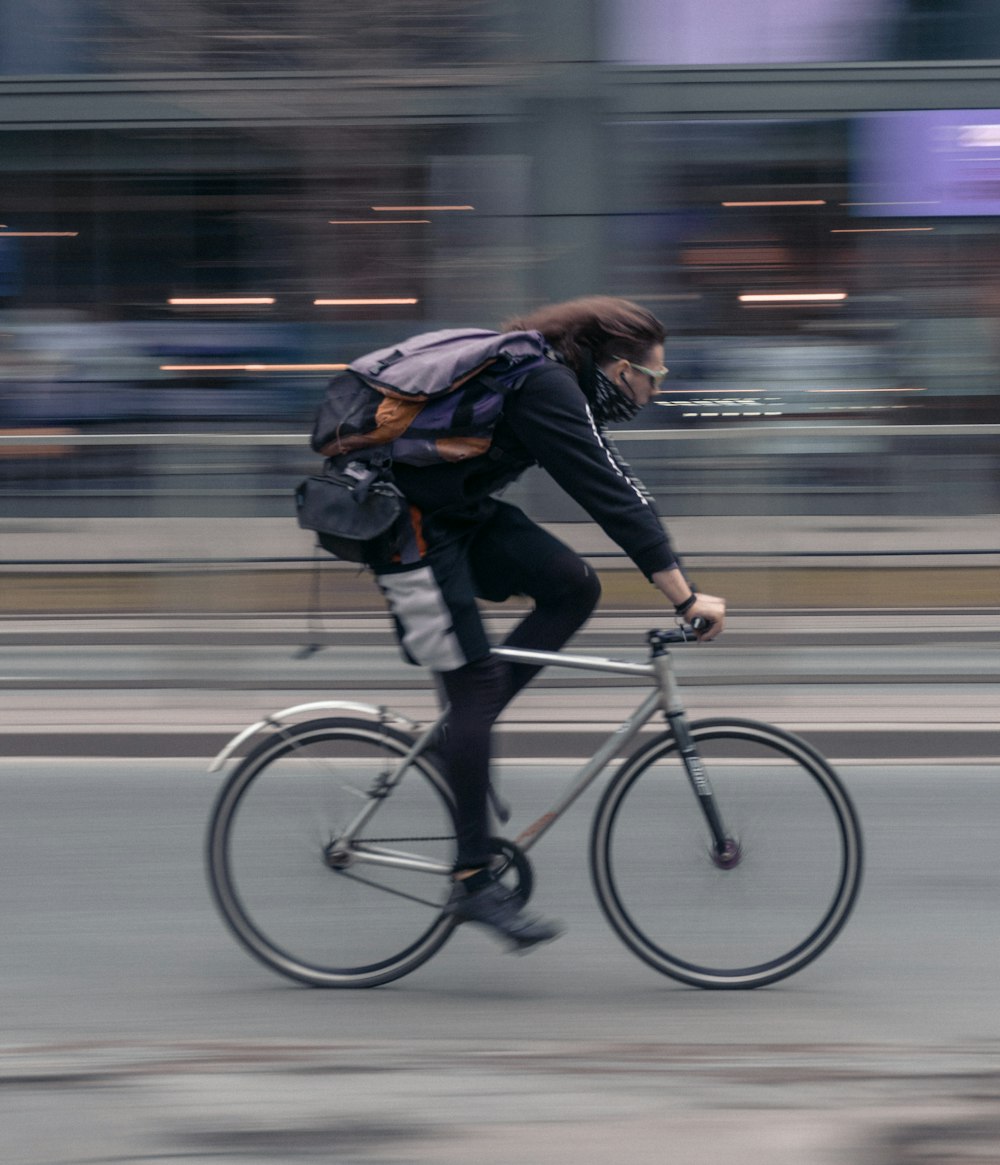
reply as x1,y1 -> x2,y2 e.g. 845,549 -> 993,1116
652,639 -> 741,870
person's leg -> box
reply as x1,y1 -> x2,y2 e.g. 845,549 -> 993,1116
434,506 -> 601,862
435,654 -> 560,949
375,505 -> 571,949
375,517 -> 496,872
469,502 -> 602,703
432,509 -> 601,865
434,507 -> 595,948
411,504 -> 600,871
435,654 -> 511,871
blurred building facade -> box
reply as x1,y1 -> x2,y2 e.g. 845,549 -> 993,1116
1,0 -> 999,527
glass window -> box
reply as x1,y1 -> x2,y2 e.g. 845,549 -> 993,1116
608,116 -> 1000,425
607,0 -> 1000,64
0,0 -> 509,76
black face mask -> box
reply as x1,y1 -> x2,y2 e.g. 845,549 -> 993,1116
590,367 -> 643,425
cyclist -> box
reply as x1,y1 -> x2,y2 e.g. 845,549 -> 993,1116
373,296 -> 726,950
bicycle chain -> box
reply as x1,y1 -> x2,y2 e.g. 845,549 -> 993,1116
336,868 -> 447,911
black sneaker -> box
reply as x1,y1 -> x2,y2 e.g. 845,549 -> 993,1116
446,878 -> 562,952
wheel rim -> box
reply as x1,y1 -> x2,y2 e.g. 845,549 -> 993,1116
593,722 -> 862,987
209,721 -> 457,985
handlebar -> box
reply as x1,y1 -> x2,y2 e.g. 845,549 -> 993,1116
648,624 -> 694,652
647,619 -> 710,651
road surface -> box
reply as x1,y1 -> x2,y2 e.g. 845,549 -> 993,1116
3,755 -> 1000,1164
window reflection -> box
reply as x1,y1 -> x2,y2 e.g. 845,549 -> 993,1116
609,0 -> 1000,65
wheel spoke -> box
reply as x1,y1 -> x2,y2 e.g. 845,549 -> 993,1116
591,720 -> 862,988
207,718 -> 458,987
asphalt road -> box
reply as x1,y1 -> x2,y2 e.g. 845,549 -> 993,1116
4,757 -> 1000,1164
3,609 -> 998,1162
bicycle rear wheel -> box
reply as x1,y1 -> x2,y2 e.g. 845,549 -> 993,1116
591,718 -> 862,988
207,717 -> 457,987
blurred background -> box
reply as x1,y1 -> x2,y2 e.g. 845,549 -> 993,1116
1,0 -> 998,609
3,11 -> 1000,1160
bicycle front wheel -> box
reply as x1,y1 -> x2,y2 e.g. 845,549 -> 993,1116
207,717 -> 457,988
591,718 -> 862,988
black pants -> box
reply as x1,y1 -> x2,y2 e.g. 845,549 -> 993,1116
377,500 -> 602,869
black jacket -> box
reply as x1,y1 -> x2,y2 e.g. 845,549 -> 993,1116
391,359 -> 679,580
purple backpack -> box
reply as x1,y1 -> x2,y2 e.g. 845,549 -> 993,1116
311,329 -> 547,467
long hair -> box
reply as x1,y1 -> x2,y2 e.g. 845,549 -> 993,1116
503,296 -> 666,374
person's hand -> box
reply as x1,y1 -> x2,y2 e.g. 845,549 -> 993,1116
686,592 -> 726,641
650,568 -> 726,641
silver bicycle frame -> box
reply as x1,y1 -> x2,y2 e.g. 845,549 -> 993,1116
335,641 -> 686,873
492,644 -> 683,853
334,714 -> 449,872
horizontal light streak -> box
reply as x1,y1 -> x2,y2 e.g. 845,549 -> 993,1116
160,363 -> 349,373
805,386 -> 925,393
0,231 -> 79,237
655,397 -> 774,408
627,293 -> 704,302
722,200 -> 826,207
682,411 -> 785,418
168,297 -> 275,306
328,219 -> 430,225
209,32 -> 313,39
831,227 -> 934,234
371,205 -> 474,212
682,245 -> 788,267
738,292 -> 847,303
840,200 -> 940,207
313,297 -> 418,306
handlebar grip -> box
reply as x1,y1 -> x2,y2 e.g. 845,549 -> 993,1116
690,615 -> 711,633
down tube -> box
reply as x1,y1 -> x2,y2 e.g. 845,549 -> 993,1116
514,689 -> 662,854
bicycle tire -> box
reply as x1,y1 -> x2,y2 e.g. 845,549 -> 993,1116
206,716 -> 458,987
590,718 -> 863,988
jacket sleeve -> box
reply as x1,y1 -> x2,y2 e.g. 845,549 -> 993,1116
502,363 -> 681,579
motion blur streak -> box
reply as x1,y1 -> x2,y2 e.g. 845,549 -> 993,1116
2,4 -> 1000,1163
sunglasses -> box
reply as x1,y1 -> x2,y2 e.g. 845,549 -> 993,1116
612,356 -> 669,385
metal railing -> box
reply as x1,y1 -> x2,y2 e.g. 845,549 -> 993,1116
1,425 -> 998,566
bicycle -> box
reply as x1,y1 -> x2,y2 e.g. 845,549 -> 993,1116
206,625 -> 863,989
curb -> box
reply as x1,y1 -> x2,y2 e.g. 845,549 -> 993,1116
3,727 -> 996,761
